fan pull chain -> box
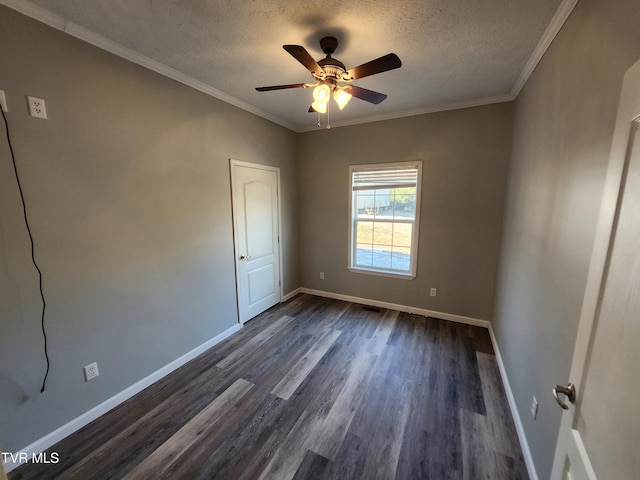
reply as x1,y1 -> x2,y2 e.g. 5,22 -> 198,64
315,101 -> 332,129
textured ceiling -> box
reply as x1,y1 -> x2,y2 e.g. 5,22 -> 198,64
8,0 -> 569,131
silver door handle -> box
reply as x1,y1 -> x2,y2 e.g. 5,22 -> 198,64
553,382 -> 576,410
239,255 -> 251,260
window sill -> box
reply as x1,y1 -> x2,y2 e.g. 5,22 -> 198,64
348,267 -> 416,280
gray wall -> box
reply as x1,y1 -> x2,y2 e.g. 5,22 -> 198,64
492,0 -> 640,478
297,103 -> 513,321
0,6 -> 298,452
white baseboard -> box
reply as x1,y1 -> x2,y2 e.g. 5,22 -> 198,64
300,288 -> 490,328
488,325 -> 539,480
3,323 -> 242,473
282,287 -> 302,302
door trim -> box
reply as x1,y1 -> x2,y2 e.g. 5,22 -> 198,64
229,159 -> 283,324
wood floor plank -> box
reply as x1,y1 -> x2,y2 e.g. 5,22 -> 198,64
189,394 -> 285,480
365,309 -> 399,355
459,408 -> 493,480
421,340 -> 465,478
493,451 -> 529,480
456,336 -> 487,415
216,314 -> 297,369
308,347 -> 376,460
395,424 -> 430,480
292,450 -> 331,480
320,432 -> 369,480
9,294 -> 529,480
121,378 -> 254,480
271,328 -> 342,400
256,410 -> 326,480
476,352 -> 528,467
358,373 -> 413,480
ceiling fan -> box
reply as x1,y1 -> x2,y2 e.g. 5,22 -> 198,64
255,36 -> 402,115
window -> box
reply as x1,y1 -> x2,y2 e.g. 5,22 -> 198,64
348,161 -> 422,278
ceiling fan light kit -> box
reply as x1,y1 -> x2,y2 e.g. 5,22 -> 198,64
256,36 -> 401,127
333,87 -> 352,110
312,83 -> 331,113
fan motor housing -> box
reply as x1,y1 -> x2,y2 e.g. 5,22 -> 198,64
320,36 -> 339,55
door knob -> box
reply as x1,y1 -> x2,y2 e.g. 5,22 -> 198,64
240,255 -> 246,260
553,382 -> 576,410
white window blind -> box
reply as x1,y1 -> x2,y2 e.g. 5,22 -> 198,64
352,168 -> 419,190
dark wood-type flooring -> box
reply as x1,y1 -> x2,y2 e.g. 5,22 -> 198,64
10,294 -> 529,479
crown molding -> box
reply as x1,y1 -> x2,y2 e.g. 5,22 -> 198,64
510,0 -> 579,97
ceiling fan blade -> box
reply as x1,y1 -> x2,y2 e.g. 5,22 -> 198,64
347,53 -> 402,80
255,83 -> 307,92
344,85 -> 388,104
283,45 -> 323,76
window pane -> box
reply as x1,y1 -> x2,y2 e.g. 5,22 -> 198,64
392,190 -> 416,219
371,247 -> 392,269
356,221 -> 373,244
374,189 -> 391,215
373,222 -> 393,248
356,191 -> 376,218
393,223 -> 412,247
356,244 -> 373,266
391,246 -> 411,271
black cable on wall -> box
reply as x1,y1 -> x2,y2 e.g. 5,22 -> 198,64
0,105 -> 50,393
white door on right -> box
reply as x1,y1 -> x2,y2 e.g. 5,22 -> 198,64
551,58 -> 640,479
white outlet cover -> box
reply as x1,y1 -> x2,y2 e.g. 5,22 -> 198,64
27,95 -> 47,119
83,362 -> 99,382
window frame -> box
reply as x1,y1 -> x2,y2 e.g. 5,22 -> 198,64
347,161 -> 422,279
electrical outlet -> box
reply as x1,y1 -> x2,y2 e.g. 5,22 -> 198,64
430,287 -> 437,297
0,90 -> 7,112
27,96 -> 47,119
531,395 -> 539,420
320,272 -> 325,280
83,362 -> 99,382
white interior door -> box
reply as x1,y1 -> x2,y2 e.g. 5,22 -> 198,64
550,58 -> 640,479
230,160 -> 281,324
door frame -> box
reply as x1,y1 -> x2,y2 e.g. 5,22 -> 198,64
550,58 -> 640,478
229,159 -> 283,324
